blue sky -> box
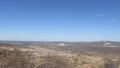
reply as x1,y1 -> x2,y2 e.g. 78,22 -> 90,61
0,0 -> 120,41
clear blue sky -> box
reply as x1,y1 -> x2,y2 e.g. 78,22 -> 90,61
0,0 -> 120,41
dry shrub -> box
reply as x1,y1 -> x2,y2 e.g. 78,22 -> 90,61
0,46 -> 34,68
36,55 -> 75,68
104,59 -> 120,68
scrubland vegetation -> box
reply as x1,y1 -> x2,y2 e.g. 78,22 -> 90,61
0,43 -> 120,68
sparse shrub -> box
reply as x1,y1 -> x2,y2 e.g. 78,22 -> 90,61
104,59 -> 120,68
0,46 -> 35,68
36,55 -> 74,68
